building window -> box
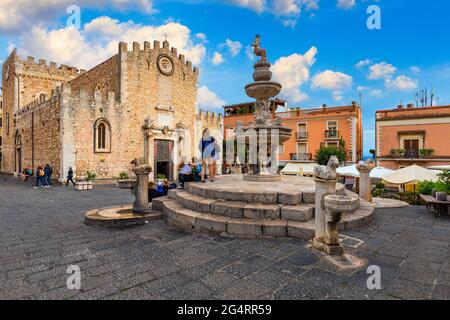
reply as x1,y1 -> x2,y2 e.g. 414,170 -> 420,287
0,136 -> 2,146
94,118 -> 111,153
0,117 -> 2,128
6,112 -> 9,135
327,141 -> 339,148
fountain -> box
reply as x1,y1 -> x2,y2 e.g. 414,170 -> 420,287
84,119 -> 161,227
237,35 -> 292,182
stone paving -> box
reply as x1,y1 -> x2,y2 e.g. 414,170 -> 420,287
0,174 -> 449,300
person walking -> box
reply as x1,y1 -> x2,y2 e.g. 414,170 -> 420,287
44,164 -> 53,186
199,129 -> 220,183
65,167 -> 76,187
34,165 -> 47,188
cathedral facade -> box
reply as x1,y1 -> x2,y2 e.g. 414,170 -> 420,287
1,40 -> 223,181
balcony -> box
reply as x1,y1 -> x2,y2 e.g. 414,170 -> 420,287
325,130 -> 339,139
296,132 -> 308,140
290,153 -> 312,161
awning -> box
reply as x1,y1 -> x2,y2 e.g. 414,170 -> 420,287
336,164 -> 394,179
382,164 -> 439,185
280,162 -> 318,175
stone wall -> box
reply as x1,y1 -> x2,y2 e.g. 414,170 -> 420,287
15,92 -> 62,175
1,49 -> 79,173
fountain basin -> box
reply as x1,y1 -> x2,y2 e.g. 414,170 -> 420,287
245,81 -> 281,100
324,194 -> 360,213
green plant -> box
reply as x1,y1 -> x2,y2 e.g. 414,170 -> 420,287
417,180 -> 435,195
156,174 -> 166,180
314,146 -> 347,165
397,192 -> 421,205
119,172 -> 130,179
85,171 -> 96,181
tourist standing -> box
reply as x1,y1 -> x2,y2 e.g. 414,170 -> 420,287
199,129 -> 220,183
44,164 -> 53,186
65,167 -> 76,187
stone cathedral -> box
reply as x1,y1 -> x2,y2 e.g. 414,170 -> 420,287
1,40 -> 223,181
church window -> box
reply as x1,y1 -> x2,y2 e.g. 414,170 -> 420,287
94,118 -> 111,153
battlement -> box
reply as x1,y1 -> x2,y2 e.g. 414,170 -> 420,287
118,40 -> 199,75
13,51 -> 84,78
198,109 -> 223,124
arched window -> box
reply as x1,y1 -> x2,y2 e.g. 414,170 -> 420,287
94,118 -> 111,153
98,123 -> 106,149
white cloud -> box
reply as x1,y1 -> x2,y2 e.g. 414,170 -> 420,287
245,46 -> 255,60
368,89 -> 383,97
212,52 -> 225,65
223,0 -> 266,13
311,70 -> 353,90
0,0 -> 156,33
385,75 -> 418,91
332,90 -> 344,102
272,0 -> 301,16
337,0 -> 356,10
357,86 -> 370,91
225,39 -> 242,56
302,0 -> 319,11
17,17 -> 206,69
355,59 -> 371,69
410,66 -> 421,74
272,47 -> 318,103
197,86 -> 226,109
368,62 -> 397,80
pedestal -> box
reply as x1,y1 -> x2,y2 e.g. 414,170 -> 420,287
357,167 -> 372,202
132,164 -> 152,213
313,178 -> 337,243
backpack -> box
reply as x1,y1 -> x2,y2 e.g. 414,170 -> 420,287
39,169 -> 45,176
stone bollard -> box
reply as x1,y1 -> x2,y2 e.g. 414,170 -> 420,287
132,163 -> 152,213
314,178 -> 337,243
312,156 -> 340,253
356,159 -> 375,202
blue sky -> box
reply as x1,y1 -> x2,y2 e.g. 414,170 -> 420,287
1,0 -> 449,156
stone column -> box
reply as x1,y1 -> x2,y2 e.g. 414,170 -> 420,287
313,178 -> 337,242
132,164 -> 152,213
356,162 -> 374,202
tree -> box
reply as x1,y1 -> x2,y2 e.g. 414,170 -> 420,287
314,146 -> 347,165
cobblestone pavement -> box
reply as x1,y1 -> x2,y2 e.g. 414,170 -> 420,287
1,174 -> 449,300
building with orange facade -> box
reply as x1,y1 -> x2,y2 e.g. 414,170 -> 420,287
376,104 -> 450,170
224,101 -> 363,164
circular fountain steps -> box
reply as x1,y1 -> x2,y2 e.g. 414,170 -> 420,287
152,175 -> 375,240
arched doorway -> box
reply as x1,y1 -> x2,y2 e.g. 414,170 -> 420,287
14,131 -> 22,174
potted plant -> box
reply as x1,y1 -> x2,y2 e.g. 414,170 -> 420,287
116,171 -> 135,189
75,171 -> 95,191
419,149 -> 427,158
398,148 -> 406,158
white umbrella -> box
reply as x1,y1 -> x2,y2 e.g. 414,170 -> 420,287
337,164 -> 393,179
336,164 -> 359,177
370,166 -> 394,179
382,164 -> 439,185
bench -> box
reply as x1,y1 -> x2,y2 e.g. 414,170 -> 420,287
420,194 -> 450,217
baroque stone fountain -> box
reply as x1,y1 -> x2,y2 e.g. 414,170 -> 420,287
237,35 -> 292,182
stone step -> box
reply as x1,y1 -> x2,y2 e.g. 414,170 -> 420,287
173,190 -> 315,222
187,183 -> 315,205
161,199 -> 316,240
